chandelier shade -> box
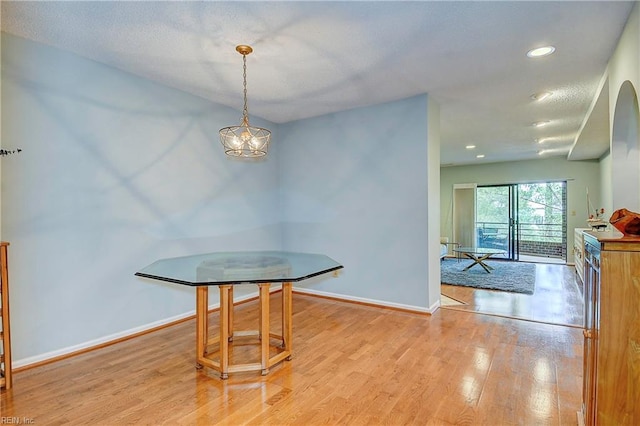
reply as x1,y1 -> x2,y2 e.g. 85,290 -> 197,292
219,45 -> 271,158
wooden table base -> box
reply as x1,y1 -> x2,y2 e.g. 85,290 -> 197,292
195,282 -> 293,379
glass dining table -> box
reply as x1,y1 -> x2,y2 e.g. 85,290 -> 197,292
136,251 -> 343,379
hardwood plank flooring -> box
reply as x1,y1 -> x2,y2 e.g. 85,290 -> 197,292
442,261 -> 584,327
1,293 -> 582,425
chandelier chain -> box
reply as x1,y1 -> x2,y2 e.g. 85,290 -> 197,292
242,54 -> 249,124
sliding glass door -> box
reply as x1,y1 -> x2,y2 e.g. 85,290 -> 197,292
476,184 -> 519,260
517,182 -> 567,262
476,181 -> 567,262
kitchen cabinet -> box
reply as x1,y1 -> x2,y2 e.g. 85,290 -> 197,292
581,230 -> 640,425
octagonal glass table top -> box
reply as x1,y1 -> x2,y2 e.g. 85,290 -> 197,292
135,251 -> 343,286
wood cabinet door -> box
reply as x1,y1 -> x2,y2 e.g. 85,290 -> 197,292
597,250 -> 640,425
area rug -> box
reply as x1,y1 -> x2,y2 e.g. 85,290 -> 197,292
440,258 -> 535,295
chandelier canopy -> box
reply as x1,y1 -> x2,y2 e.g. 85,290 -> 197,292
219,45 -> 271,158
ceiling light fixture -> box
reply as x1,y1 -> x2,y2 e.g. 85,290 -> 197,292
531,91 -> 552,101
526,45 -> 556,58
219,45 -> 271,158
466,145 -> 476,149
532,120 -> 550,127
476,154 -> 485,159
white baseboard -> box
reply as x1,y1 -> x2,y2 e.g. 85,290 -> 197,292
293,287 -> 439,314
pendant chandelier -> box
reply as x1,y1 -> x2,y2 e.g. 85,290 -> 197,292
219,45 -> 271,158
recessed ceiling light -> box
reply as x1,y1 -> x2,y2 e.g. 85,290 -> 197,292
538,150 -> 546,155
527,46 -> 556,58
466,145 -> 476,149
532,120 -> 550,127
531,91 -> 552,101
536,138 -> 549,144
476,154 -> 485,159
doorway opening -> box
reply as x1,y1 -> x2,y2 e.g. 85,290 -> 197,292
445,181 -> 575,325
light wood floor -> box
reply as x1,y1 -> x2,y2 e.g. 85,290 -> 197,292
1,291 -> 583,425
442,261 -> 584,327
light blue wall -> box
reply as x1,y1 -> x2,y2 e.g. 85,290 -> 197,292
1,34 -> 439,364
1,34 -> 281,363
278,95 -> 435,310
440,156 -> 601,263
426,96 -> 442,306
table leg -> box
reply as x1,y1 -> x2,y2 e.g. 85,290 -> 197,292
462,253 -> 494,273
462,253 -> 478,271
476,254 -> 493,273
259,283 -> 270,375
282,282 -> 293,360
195,286 -> 208,369
228,286 -> 234,342
219,285 -> 231,379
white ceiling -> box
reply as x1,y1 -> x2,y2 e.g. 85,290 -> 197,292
1,1 -> 635,166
